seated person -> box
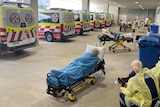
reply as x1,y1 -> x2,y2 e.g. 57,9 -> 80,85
47,48 -> 100,87
119,61 -> 160,107
117,60 -> 143,87
146,27 -> 153,36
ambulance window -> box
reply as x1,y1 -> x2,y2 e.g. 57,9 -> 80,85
38,13 -> 59,23
90,15 -> 93,20
74,14 -> 80,21
51,13 -> 59,23
100,15 -> 105,20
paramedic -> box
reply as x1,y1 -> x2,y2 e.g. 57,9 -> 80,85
119,61 -> 160,107
117,60 -> 143,87
131,19 -> 136,32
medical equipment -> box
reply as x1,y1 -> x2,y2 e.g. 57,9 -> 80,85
46,49 -> 105,101
98,29 -> 133,52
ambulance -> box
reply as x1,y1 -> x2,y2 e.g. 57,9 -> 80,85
106,13 -> 112,27
0,1 -> 37,55
38,8 -> 75,42
99,13 -> 106,28
90,12 -> 100,30
73,10 -> 90,34
111,14 -> 114,24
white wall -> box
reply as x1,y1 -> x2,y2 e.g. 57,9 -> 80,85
50,0 -> 82,10
108,4 -> 119,25
155,6 -> 160,33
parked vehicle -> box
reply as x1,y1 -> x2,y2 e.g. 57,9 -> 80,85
0,1 -> 37,54
90,12 -> 100,30
38,8 -> 75,42
73,10 -> 90,34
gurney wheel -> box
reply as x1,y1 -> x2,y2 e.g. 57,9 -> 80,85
91,79 -> 96,85
112,50 -> 115,53
109,47 -> 111,50
68,93 -> 77,101
128,49 -> 131,52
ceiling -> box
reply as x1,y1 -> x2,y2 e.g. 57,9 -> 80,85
90,0 -> 160,9
111,0 -> 160,9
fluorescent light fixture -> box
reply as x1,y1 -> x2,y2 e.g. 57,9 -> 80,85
135,2 -> 138,4
114,2 -> 117,4
139,5 -> 141,6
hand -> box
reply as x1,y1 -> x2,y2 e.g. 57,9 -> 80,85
117,83 -> 122,88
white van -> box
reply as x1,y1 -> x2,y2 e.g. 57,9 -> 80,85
73,11 -> 90,34
0,1 -> 37,54
38,8 -> 75,42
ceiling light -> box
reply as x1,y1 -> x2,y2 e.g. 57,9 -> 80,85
139,5 -> 141,7
114,2 -> 117,4
135,2 -> 138,4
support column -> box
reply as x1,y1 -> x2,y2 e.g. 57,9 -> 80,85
82,0 -> 90,11
108,4 -> 119,25
31,0 -> 39,44
155,7 -> 160,33
103,3 -> 109,13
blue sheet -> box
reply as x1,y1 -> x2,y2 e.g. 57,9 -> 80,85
46,52 -> 100,87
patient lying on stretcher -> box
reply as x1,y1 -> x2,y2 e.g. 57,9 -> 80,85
98,28 -> 134,46
102,28 -> 133,39
47,48 -> 100,87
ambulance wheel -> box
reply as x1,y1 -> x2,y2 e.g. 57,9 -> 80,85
14,49 -> 24,55
46,32 -> 54,42
79,31 -> 83,35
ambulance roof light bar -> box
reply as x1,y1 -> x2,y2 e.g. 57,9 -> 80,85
0,1 -> 31,8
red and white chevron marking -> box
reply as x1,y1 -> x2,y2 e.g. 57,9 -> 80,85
38,26 -> 60,32
64,25 -> 75,32
7,30 -> 36,42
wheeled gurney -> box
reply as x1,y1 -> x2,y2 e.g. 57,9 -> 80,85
98,29 -> 134,52
46,52 -> 105,101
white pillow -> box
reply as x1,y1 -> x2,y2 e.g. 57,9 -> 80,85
85,44 -> 106,60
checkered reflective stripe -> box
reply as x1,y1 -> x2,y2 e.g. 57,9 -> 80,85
7,30 -> 36,42
83,23 -> 90,29
38,26 -> 60,33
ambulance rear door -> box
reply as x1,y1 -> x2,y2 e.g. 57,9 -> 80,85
95,13 -> 100,28
62,11 -> 75,36
4,4 -> 36,47
82,12 -> 90,31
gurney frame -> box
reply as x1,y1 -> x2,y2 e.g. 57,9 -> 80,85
46,60 -> 105,101
98,34 -> 133,52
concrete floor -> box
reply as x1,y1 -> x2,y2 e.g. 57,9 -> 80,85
0,26 -> 145,107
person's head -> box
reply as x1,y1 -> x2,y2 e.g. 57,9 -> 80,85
92,48 -> 99,56
147,27 -> 150,32
131,60 -> 142,73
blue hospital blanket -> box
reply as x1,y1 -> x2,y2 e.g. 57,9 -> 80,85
47,52 -> 100,87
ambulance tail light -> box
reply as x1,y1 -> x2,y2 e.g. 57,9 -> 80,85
0,28 -> 7,42
60,24 -> 64,32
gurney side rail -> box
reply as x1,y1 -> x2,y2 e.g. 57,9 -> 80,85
47,72 -> 63,87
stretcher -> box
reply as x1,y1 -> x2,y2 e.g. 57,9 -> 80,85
98,29 -> 134,52
46,52 -> 105,101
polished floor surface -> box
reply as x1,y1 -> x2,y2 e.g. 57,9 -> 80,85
0,26 -> 145,107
